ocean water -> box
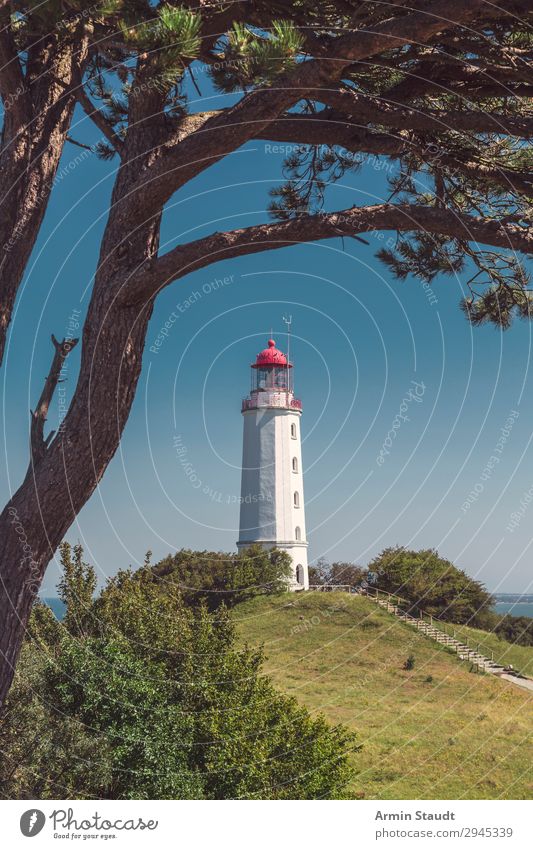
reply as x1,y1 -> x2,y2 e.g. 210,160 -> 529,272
41,598 -> 533,621
494,602 -> 533,618
42,598 -> 66,620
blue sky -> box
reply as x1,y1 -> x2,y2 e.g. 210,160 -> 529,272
1,89 -> 533,596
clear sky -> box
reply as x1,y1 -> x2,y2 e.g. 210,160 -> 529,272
1,84 -> 533,597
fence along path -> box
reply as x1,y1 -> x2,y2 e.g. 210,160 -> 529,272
308,584 -> 533,692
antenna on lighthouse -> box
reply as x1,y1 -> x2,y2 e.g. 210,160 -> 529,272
283,314 -> 292,395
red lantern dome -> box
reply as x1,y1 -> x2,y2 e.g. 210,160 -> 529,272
242,336 -> 301,411
252,338 -> 291,368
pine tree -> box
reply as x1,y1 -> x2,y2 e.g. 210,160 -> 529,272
1,0 -> 532,704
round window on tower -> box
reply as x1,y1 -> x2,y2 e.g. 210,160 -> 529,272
294,491 -> 300,508
292,457 -> 298,473
295,526 -> 301,541
291,423 -> 297,439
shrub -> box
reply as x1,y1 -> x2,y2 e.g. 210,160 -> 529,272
494,615 -> 533,647
0,544 -> 355,800
308,557 -> 367,590
152,544 -> 292,610
368,546 -> 493,626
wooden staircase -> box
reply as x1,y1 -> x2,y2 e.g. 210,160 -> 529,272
358,588 -> 516,677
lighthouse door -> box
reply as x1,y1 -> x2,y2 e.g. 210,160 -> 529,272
296,564 -> 304,585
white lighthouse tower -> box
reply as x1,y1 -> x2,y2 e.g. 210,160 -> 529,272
237,334 -> 309,590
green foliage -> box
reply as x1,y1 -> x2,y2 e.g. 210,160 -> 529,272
9,2 -> 533,328
269,145 -> 362,220
368,546 -> 494,627
403,654 -> 416,670
495,615 -> 533,647
152,544 -> 293,610
121,5 -> 201,63
309,557 -> 367,590
0,640 -> 112,800
374,142 -> 533,328
45,637 -> 202,799
57,542 -> 97,637
94,141 -> 118,161
461,272 -> 533,330
210,20 -> 303,92
377,232 -> 465,283
26,598 -> 63,647
0,546 -> 354,800
378,230 -> 533,330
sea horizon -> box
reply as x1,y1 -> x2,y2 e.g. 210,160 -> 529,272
41,597 -> 533,621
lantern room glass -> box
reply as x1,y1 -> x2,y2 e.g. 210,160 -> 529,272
252,365 -> 292,393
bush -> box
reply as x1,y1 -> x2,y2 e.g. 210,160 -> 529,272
368,546 -> 493,626
0,544 -> 355,800
494,615 -> 533,647
152,544 -> 292,610
308,558 -> 367,590
403,654 -> 416,671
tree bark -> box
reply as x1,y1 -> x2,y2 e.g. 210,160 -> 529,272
0,136 -> 160,702
0,38 -> 89,365
123,203 -> 533,305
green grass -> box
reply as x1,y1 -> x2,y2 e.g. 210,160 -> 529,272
234,593 -> 533,800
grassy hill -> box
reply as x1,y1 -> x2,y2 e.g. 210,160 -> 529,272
234,593 -> 533,800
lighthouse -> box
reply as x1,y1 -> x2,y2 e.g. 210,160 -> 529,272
237,336 -> 309,590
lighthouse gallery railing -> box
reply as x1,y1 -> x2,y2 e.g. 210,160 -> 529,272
242,396 -> 302,412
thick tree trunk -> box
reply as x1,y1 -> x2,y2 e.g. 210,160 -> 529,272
0,40 -> 87,365
0,294 -> 154,704
0,148 -> 159,703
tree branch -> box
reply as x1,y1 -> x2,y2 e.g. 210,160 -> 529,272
255,114 -> 533,198
371,58 -> 533,104
132,0 -> 494,215
316,90 -> 533,137
28,335 -> 79,468
121,203 -> 533,305
76,85 -> 124,156
260,112 -> 408,156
